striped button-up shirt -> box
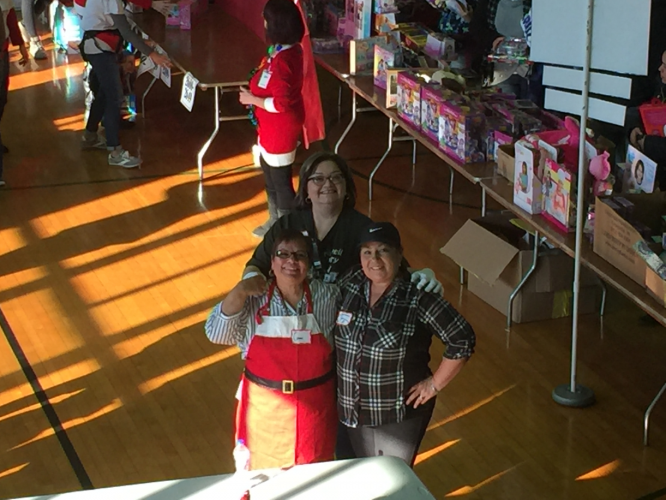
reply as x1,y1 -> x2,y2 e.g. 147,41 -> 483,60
336,268 -> 475,428
205,279 -> 340,358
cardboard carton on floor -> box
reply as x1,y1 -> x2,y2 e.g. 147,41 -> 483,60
441,213 -> 598,323
593,193 -> 666,286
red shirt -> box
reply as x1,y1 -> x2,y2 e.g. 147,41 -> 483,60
249,45 -> 305,160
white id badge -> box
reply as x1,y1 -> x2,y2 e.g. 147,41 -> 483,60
258,70 -> 272,89
292,329 -> 312,344
336,311 -> 352,326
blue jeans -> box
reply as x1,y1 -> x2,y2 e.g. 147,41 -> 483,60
85,52 -> 123,148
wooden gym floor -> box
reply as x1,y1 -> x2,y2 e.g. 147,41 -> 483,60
1,38 -> 666,500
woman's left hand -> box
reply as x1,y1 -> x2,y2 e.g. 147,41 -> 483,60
239,87 -> 256,107
406,377 -> 439,409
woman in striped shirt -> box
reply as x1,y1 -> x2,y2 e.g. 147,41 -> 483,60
205,228 -> 340,470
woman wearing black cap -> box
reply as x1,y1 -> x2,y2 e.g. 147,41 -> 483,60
334,222 -> 476,467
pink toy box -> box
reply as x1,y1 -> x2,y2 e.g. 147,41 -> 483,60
420,85 -> 462,143
167,0 -> 207,30
438,101 -> 487,163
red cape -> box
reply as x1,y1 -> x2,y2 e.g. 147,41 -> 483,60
295,0 -> 325,147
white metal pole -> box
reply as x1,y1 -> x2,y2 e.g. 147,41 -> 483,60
553,0 -> 596,407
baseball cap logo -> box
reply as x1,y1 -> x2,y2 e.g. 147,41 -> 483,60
369,227 -> 382,232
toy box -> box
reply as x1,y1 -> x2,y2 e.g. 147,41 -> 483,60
396,71 -> 423,129
438,101 -> 486,163
166,0 -> 207,30
420,84 -> 461,143
542,159 -> 576,232
513,140 -> 543,214
349,36 -> 387,74
624,145 -> 658,194
373,43 -> 402,89
374,13 -> 397,33
374,0 -> 398,14
423,33 -> 456,61
352,0 -> 372,39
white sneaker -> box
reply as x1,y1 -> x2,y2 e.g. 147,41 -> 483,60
30,38 -> 47,60
108,149 -> 141,168
0,180 -> 6,188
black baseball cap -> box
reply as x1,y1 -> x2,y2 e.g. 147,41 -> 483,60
358,222 -> 402,249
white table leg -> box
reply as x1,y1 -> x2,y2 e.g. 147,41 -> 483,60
197,87 -> 221,181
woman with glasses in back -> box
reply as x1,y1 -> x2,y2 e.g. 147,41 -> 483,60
205,229 -> 339,470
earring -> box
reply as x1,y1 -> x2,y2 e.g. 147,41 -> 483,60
305,197 -> 311,204
268,269 -> 275,278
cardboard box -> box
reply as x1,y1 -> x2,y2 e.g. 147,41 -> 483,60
441,214 -> 598,323
497,144 -> 515,182
593,193 -> 666,285
646,268 -> 666,306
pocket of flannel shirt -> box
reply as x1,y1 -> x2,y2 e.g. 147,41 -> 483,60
372,321 -> 408,350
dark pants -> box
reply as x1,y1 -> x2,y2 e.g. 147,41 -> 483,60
86,52 -> 123,149
0,50 -> 9,178
0,49 -> 8,121
260,155 -> 295,211
345,409 -> 434,467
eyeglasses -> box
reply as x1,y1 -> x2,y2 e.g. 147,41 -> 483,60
275,249 -> 309,261
308,173 -> 345,186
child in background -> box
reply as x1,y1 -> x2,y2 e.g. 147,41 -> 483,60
0,0 -> 29,187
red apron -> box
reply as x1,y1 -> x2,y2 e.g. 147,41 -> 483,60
235,281 -> 336,470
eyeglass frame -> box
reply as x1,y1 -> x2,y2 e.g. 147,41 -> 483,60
307,172 -> 346,186
274,249 -> 309,262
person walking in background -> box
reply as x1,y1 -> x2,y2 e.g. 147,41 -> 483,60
239,0 -> 306,238
0,0 -> 29,187
20,0 -> 47,59
75,0 -> 170,168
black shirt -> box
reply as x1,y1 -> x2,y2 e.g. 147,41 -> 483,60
246,207 -> 373,284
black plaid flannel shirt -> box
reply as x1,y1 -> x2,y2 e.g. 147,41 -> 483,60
335,267 -> 475,428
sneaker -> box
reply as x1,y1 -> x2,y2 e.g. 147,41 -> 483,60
0,180 -> 6,188
81,134 -> 107,150
30,38 -> 47,60
108,149 -> 141,168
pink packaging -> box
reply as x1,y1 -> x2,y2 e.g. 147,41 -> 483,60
166,0 -> 208,30
438,101 -> 486,163
396,72 -> 422,129
420,85 -> 464,142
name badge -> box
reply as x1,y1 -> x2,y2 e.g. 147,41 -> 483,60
291,329 -> 311,344
258,70 -> 272,89
336,311 -> 352,326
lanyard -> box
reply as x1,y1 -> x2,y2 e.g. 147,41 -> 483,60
255,280 -> 313,325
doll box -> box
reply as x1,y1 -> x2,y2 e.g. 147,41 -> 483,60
166,0 -> 207,30
396,71 -> 423,129
513,140 -> 543,214
542,159 -> 576,233
420,85 -> 463,143
437,101 -> 487,164
373,44 -> 401,89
